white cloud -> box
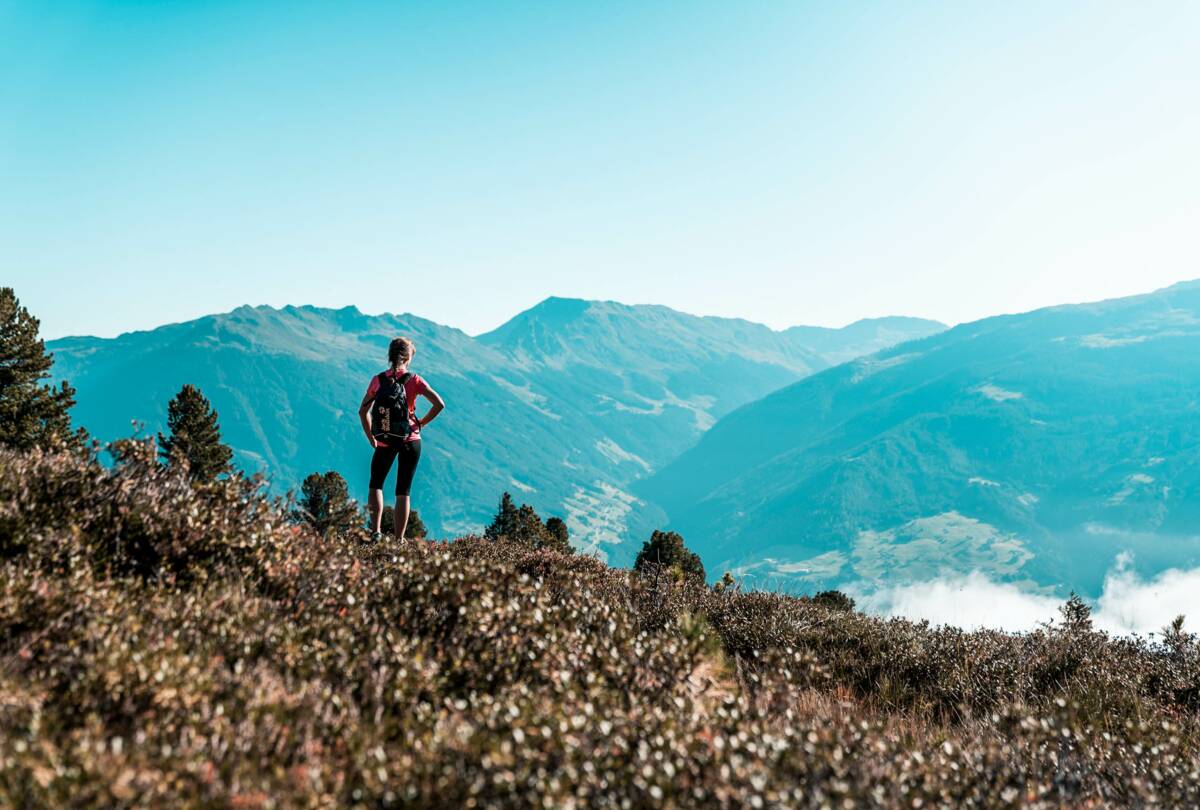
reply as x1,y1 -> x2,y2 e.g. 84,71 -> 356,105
855,572 -> 1061,633
1093,554 -> 1200,635
857,555 -> 1200,636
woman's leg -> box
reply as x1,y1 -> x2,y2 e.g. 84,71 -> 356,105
393,440 -> 422,538
368,444 -> 399,533
367,489 -> 385,533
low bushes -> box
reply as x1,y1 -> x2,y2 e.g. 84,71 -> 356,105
3,444 -> 1200,807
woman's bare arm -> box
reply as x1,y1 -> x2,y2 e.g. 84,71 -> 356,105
418,387 -> 445,428
359,392 -> 379,447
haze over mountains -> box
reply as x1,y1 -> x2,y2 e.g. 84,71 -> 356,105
49,298 -> 942,562
642,281 -> 1200,596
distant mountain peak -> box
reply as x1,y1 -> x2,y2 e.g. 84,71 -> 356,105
525,296 -> 594,320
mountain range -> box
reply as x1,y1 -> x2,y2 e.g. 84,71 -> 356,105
49,298 -> 942,562
641,281 -> 1200,595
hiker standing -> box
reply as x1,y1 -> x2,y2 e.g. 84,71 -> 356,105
359,336 -> 445,539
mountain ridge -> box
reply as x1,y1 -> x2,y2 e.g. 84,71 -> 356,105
49,296 -> 943,562
640,279 -> 1200,595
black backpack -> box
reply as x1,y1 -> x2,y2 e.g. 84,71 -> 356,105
372,371 -> 414,443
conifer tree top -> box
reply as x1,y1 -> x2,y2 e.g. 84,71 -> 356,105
158,384 -> 233,483
0,288 -> 82,451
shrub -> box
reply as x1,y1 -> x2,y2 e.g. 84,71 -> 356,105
4,443 -> 1200,806
381,505 -> 429,539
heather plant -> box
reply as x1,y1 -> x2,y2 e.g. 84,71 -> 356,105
4,442 -> 1200,807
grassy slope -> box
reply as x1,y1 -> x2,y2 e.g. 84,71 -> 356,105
3,445 -> 1200,807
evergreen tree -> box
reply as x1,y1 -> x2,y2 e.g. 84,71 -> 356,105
484,492 -> 519,541
158,384 -> 233,483
544,516 -> 572,553
381,506 -> 429,539
0,288 -> 83,451
812,589 -> 856,612
484,492 -> 572,553
1059,591 -> 1093,633
634,530 -> 706,582
512,504 -> 549,548
293,471 -> 359,536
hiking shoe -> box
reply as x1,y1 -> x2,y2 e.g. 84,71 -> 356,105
370,530 -> 383,542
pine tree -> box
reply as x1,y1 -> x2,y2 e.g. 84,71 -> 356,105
0,288 -> 84,451
513,504 -> 547,545
484,493 -> 572,553
544,516 -> 572,553
484,492 -> 519,541
812,589 -> 856,612
293,471 -> 359,536
381,507 -> 428,539
634,530 -> 706,582
1059,591 -> 1093,633
158,384 -> 233,483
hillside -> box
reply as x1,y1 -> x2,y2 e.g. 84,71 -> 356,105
641,281 -> 1200,595
49,299 -> 942,560
5,443 -> 1200,806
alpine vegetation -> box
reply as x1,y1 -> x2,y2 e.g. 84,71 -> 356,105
4,439 -> 1200,807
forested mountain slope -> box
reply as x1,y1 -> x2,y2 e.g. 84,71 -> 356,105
641,282 -> 1200,594
51,299 -> 941,561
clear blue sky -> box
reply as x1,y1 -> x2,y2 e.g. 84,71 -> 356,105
4,1 -> 1199,340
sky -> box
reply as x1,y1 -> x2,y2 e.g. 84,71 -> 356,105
3,1 -> 1200,340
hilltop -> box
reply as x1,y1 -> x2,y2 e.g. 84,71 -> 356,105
3,442 -> 1200,806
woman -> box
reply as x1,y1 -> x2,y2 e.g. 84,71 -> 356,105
359,336 -> 445,539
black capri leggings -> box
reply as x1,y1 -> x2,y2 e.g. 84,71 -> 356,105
369,439 -> 422,496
